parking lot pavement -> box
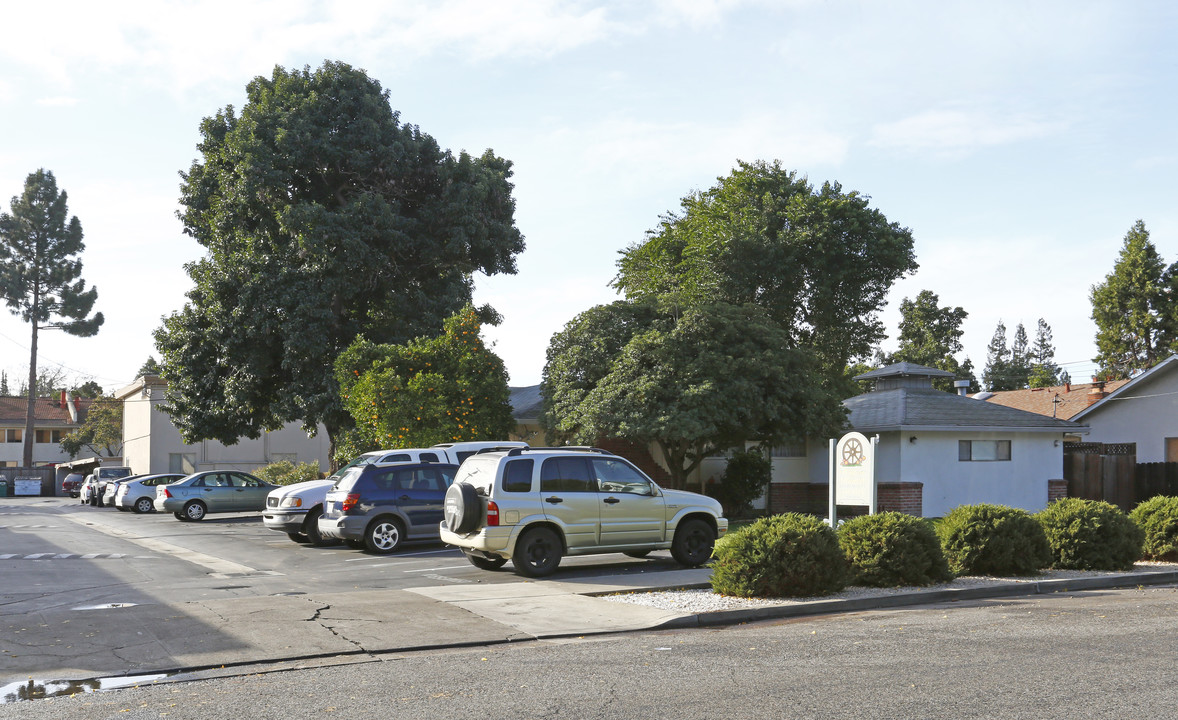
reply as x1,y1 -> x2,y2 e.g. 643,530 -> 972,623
7,562 -> 1178,694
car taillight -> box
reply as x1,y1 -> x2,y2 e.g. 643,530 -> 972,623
486,500 -> 500,527
341,493 -> 360,512
162,487 -> 171,498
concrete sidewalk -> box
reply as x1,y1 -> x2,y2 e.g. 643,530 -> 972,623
4,565 -> 1178,691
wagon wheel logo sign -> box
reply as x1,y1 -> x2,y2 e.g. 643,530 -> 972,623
840,438 -> 865,467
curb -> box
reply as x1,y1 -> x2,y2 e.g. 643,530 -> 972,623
645,569 -> 1178,630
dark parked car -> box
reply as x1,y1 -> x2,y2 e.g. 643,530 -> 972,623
318,462 -> 458,553
62,473 -> 86,498
154,471 -> 278,521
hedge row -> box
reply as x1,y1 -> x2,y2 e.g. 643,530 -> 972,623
711,496 -> 1175,599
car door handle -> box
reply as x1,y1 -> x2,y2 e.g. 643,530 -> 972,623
545,496 -> 563,504
603,497 -> 620,504
399,495 -> 411,502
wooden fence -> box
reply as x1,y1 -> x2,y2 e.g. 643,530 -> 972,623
1136,462 -> 1178,502
1063,442 -> 1137,510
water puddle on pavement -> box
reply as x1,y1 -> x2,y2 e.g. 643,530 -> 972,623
0,672 -> 171,703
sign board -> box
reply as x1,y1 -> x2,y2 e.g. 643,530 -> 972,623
834,432 -> 875,506
827,432 -> 877,526
14,478 -> 42,496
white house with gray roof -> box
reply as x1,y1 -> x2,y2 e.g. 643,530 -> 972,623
829,362 -> 1086,517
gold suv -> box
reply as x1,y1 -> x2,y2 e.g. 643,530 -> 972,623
439,447 -> 727,577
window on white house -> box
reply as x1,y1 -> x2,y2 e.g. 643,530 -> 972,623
771,442 -> 807,458
35,429 -> 64,443
959,440 -> 1011,462
4,429 -> 21,443
169,453 -> 196,474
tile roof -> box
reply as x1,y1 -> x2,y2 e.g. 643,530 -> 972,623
845,387 -> 1084,432
976,381 -> 1129,421
0,396 -> 93,426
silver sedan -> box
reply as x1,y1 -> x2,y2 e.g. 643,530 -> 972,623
155,471 -> 278,521
111,473 -> 186,513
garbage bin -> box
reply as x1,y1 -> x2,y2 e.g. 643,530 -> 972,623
0,479 -> 8,497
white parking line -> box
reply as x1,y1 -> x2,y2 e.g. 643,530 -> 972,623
402,565 -> 468,573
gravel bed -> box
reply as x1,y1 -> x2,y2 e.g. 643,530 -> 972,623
603,562 -> 1178,614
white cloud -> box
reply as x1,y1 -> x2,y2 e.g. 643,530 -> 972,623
35,96 -> 79,107
868,109 -> 1065,159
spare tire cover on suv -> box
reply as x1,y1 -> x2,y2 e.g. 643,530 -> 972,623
443,483 -> 482,534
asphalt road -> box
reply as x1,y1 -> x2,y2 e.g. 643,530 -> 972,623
4,585 -> 1178,719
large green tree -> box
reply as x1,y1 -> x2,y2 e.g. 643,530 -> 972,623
60,394 -> 123,458
879,289 -> 973,392
1091,220 -> 1174,377
542,300 -> 847,489
0,170 -> 103,466
155,61 -> 524,456
334,307 -> 516,458
613,161 -> 917,393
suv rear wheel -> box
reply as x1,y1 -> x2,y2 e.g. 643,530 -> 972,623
671,518 -> 716,567
513,527 -> 562,577
365,517 -> 405,554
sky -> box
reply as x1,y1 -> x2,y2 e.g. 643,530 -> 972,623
1,0 -> 1176,397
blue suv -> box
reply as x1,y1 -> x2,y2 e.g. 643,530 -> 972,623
318,461 -> 458,553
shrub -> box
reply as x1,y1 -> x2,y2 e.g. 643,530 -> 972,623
838,512 -> 952,587
1130,495 -> 1178,561
710,513 -> 849,598
937,504 -> 1051,576
707,448 -> 772,518
1037,497 -> 1143,570
254,460 -> 324,486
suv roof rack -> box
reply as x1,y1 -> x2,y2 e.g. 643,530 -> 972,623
505,446 -> 615,457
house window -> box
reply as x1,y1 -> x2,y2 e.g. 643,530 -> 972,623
169,453 -> 196,474
771,442 -> 807,458
959,440 -> 1011,462
35,429 -> 64,443
4,429 -> 21,443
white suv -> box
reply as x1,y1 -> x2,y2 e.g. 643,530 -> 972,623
439,447 -> 727,577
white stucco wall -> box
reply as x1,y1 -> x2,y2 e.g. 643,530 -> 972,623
117,376 -> 331,475
792,430 -> 1065,517
1079,369 -> 1178,463
892,431 -> 1064,517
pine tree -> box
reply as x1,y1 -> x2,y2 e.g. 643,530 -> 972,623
1028,318 -> 1061,388
1090,220 -> 1172,378
1009,323 -> 1031,389
0,371 -> 8,396
983,320 -> 1012,391
0,170 -> 104,466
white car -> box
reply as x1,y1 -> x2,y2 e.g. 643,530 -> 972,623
110,473 -> 186,513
